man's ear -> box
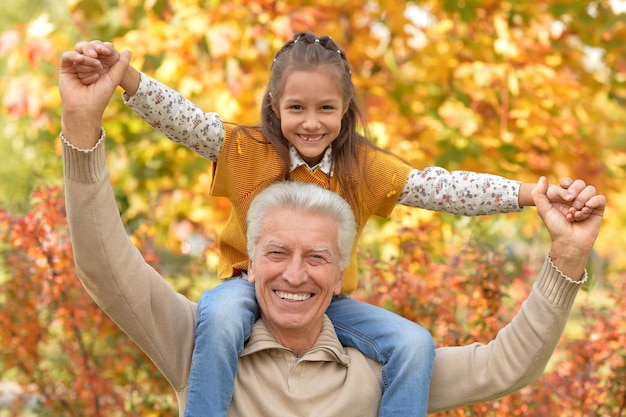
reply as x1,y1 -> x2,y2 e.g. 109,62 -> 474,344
247,258 -> 255,284
333,271 -> 344,295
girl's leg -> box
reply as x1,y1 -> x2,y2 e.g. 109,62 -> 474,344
326,296 -> 434,417
184,277 -> 259,417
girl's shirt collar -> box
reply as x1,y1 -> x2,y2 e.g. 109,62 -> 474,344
289,145 -> 334,175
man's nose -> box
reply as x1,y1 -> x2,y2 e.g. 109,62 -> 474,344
282,257 -> 308,285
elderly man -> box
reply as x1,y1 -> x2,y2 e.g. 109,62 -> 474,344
60,48 -> 605,415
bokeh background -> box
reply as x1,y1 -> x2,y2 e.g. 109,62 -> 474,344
1,0 -> 625,416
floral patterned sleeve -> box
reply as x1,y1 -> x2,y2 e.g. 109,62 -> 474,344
398,167 -> 523,215
123,73 -> 224,162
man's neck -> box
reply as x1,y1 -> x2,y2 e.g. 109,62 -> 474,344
262,318 -> 323,357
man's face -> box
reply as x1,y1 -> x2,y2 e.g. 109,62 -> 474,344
248,207 -> 343,344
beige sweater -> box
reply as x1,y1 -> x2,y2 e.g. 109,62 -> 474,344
63,137 -> 582,415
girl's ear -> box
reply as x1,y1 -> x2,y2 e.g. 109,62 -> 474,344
269,93 -> 280,118
342,96 -> 352,115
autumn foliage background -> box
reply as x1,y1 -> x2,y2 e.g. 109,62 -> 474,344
1,0 -> 625,416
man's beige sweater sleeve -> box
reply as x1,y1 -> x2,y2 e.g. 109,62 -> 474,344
428,259 -> 581,412
62,138 -> 196,407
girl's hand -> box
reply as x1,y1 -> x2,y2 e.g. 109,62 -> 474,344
545,177 -> 601,222
71,41 -> 121,85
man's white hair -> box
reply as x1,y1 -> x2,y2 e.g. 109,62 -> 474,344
246,182 -> 356,271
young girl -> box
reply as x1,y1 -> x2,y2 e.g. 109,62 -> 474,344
74,32 -> 590,417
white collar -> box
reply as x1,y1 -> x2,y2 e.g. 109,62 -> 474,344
289,144 -> 333,175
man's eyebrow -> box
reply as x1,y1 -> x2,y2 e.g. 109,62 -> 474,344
308,247 -> 336,259
262,243 -> 335,257
262,241 -> 287,251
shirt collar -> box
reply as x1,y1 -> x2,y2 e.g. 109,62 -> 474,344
289,144 -> 333,175
241,316 -> 351,366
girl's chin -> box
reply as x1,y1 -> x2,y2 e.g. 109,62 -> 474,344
293,147 -> 325,163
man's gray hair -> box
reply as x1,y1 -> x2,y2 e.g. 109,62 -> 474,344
246,182 -> 356,271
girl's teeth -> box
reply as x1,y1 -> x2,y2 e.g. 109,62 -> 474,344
301,135 -> 322,142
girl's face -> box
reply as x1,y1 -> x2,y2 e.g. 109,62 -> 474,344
273,68 -> 346,166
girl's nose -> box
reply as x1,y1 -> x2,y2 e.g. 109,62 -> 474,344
302,113 -> 321,130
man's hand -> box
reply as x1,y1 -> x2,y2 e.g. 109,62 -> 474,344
533,176 -> 605,279
59,47 -> 131,148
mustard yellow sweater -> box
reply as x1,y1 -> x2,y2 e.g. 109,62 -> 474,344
211,123 -> 411,293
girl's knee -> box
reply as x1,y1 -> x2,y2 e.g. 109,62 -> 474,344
397,324 -> 435,356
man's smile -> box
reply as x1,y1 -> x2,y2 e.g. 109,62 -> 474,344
275,290 -> 313,301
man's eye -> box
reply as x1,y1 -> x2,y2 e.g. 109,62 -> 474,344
265,251 -> 286,259
308,255 -> 329,264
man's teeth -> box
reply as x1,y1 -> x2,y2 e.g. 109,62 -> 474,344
276,291 -> 312,301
